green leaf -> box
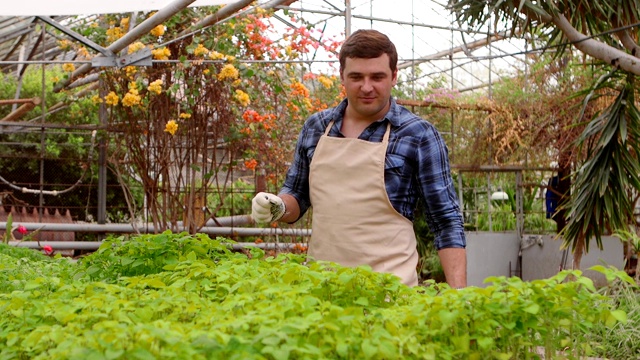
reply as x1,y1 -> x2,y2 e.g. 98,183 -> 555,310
575,276 -> 596,293
606,310 -> 628,326
262,345 -> 290,360
476,336 -> 494,349
186,251 -> 197,261
522,303 -> 539,314
361,339 -> 377,359
105,348 -> 125,360
438,310 -> 458,325
142,278 -> 166,288
354,297 -> 369,306
130,348 -> 156,360
24,279 -> 42,290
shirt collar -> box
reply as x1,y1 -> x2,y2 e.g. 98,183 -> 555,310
330,97 -> 401,127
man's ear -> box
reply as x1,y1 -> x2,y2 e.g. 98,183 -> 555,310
392,69 -> 398,85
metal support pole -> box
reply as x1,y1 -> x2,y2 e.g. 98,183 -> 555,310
487,173 -> 492,231
344,0 -> 351,37
97,78 -> 107,226
516,171 -> 524,239
38,25 -> 46,222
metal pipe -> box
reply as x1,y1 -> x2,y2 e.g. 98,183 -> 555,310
9,241 -> 306,251
201,214 -> 252,227
344,0 -> 351,37
180,0 -> 254,36
0,221 -> 311,237
53,0 -> 198,92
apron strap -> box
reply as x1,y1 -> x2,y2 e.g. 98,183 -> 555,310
324,120 -> 334,136
382,122 -> 391,143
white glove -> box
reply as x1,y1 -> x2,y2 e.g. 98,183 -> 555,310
251,192 -> 286,223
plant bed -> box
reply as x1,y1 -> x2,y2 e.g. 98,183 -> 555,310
0,232 -> 634,359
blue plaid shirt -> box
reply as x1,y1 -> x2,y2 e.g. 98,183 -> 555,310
281,98 -> 466,250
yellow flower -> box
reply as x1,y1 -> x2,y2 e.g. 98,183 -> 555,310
318,75 -> 333,89
150,24 -> 165,37
128,42 -> 145,54
152,47 -> 171,60
91,94 -> 103,104
179,113 -> 191,119
233,89 -> 250,107
125,65 -> 137,78
122,86 -> 141,107
148,79 -> 163,95
203,69 -> 210,75
77,47 -> 90,59
62,63 -> 75,72
57,39 -> 71,51
106,27 -> 123,43
217,64 -> 239,81
208,51 -> 225,60
232,79 -> 242,87
120,17 -> 130,29
164,120 -> 178,135
105,91 -> 119,106
193,44 -> 209,57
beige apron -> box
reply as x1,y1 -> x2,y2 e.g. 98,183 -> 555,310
308,120 -> 419,286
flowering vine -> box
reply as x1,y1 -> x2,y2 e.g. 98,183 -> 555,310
67,6 -> 344,232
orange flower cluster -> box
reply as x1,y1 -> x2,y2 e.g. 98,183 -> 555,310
244,159 -> 258,170
242,109 -> 264,123
289,81 -> 309,98
292,243 -> 308,253
311,98 -> 329,112
241,110 -> 276,133
242,15 -> 274,59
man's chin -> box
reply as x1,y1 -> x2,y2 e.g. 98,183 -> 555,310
353,104 -> 384,117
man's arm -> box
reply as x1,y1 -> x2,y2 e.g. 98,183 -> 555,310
278,193 -> 301,223
438,248 -> 467,288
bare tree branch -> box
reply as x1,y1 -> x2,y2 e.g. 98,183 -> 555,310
615,30 -> 640,58
548,14 -> 640,75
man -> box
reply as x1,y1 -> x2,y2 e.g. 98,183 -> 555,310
252,29 -> 466,288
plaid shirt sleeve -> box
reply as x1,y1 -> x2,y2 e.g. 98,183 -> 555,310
414,121 -> 466,250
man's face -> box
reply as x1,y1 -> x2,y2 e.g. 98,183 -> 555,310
340,54 -> 397,122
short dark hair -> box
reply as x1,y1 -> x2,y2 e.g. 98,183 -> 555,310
339,29 -> 398,73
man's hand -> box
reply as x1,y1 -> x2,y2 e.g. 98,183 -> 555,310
251,192 -> 286,223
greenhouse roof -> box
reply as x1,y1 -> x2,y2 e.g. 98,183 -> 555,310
0,0 -> 528,114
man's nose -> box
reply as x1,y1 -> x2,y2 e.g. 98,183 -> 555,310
361,78 -> 373,92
